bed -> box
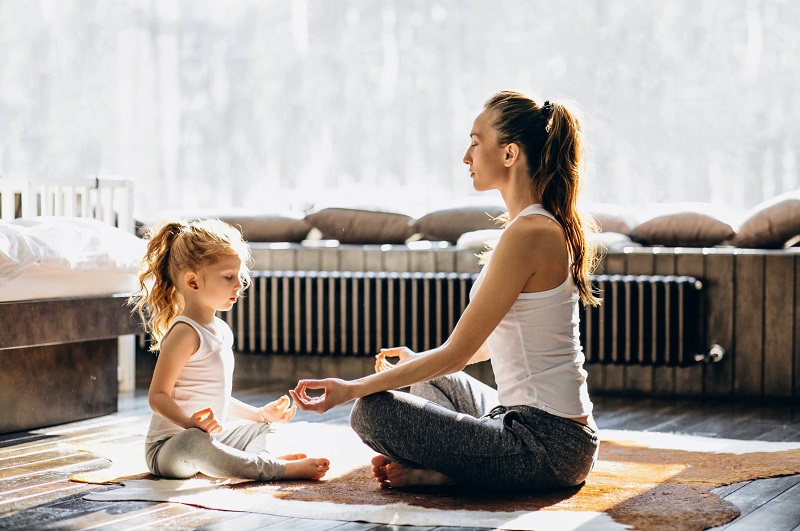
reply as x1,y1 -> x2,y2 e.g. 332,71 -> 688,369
0,177 -> 144,434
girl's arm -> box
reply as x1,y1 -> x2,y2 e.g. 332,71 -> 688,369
226,397 -> 261,422
227,395 -> 297,423
291,220 -> 550,413
148,323 -> 221,432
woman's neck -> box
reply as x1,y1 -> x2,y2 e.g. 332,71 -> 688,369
497,167 -> 540,219
499,186 -> 540,220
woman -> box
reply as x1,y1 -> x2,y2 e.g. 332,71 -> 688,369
290,90 -> 601,491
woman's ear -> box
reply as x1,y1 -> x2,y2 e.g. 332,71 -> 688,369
503,143 -> 520,167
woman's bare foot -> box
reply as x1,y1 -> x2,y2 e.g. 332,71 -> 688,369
370,454 -> 455,489
282,456 -> 330,480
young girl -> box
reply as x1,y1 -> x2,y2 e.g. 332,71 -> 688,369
291,91 -> 600,491
130,219 -> 329,482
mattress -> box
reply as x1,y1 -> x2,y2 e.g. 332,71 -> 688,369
0,216 -> 145,303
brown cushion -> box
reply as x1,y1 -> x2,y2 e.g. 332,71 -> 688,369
412,205 -> 506,243
305,207 -> 414,244
220,215 -> 311,243
731,191 -> 800,248
586,204 -> 638,235
630,212 -> 735,247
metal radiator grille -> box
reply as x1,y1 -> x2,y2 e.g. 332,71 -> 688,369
581,275 -> 703,366
222,271 -> 703,366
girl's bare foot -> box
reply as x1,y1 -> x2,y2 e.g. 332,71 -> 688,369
277,453 -> 307,461
282,457 -> 330,480
370,454 -> 455,489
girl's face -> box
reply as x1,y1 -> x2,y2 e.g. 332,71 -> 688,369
196,254 -> 244,312
463,111 -> 506,192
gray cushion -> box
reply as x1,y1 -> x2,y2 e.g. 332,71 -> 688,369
412,205 -> 506,243
630,212 -> 735,247
305,207 -> 414,244
220,215 -> 311,243
731,191 -> 800,248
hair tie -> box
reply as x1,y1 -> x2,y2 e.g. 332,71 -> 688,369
542,100 -> 555,132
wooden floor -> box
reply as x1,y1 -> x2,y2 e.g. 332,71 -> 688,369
2,382 -> 800,530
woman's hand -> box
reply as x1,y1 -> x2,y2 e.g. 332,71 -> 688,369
191,407 -> 222,434
289,378 -> 352,414
375,346 -> 419,373
259,394 -> 297,423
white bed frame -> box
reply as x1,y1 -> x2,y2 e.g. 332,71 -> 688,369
0,175 -> 138,393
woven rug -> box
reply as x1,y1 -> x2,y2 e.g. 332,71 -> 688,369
69,420 -> 800,531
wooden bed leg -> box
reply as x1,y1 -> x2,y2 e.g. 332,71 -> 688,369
118,334 -> 136,393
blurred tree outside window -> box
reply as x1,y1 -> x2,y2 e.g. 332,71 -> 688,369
0,0 -> 797,221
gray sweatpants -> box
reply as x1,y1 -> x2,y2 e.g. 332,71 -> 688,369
145,422 -> 286,481
350,372 -> 599,491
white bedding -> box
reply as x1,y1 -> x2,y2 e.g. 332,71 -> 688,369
0,216 -> 146,302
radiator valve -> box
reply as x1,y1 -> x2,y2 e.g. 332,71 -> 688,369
695,344 -> 725,363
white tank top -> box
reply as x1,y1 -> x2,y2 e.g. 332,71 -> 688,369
145,315 -> 235,443
469,204 -> 593,418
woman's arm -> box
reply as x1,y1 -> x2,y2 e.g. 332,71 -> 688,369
291,221 -> 545,413
377,341 -> 488,372
467,342 -> 491,364
148,323 -> 222,432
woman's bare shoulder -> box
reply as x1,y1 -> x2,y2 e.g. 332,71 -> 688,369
502,213 -> 564,245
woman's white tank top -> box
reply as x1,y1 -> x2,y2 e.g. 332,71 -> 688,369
145,315 -> 235,443
469,204 -> 593,418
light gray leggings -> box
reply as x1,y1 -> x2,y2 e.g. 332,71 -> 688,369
350,372 -> 599,491
145,422 -> 285,481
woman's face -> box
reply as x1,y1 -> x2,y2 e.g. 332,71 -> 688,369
463,111 -> 506,192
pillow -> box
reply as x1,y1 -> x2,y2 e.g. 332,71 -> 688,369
220,214 -> 310,243
585,203 -> 638,235
305,207 -> 414,244
629,212 -> 735,247
0,216 -> 146,281
731,190 -> 800,248
412,205 -> 506,243
456,229 -> 503,252
587,231 -> 640,252
140,209 -> 311,243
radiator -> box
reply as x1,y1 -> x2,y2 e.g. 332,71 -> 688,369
221,271 -> 704,366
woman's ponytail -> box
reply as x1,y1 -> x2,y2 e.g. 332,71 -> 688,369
484,92 -> 601,306
537,102 -> 601,307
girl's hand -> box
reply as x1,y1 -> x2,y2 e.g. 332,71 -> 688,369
191,407 -> 222,434
289,378 -> 351,414
375,346 -> 418,373
259,394 -> 297,423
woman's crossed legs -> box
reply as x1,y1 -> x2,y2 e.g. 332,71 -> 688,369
351,372 -> 561,490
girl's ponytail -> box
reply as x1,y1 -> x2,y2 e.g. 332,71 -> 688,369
130,221 -> 188,350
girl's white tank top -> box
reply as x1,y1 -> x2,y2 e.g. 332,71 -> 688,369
145,315 -> 235,443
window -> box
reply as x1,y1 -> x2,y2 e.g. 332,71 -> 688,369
1,1 -> 797,221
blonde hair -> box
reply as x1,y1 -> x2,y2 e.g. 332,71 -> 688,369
129,219 -> 252,350
483,91 -> 601,306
